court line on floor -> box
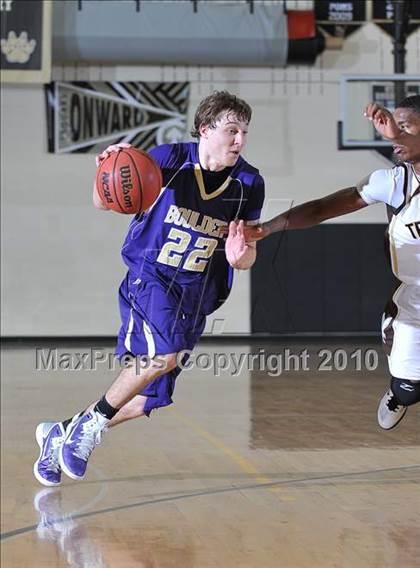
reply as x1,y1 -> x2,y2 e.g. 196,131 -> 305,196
2,464 -> 419,541
169,407 -> 294,499
61,466 -> 109,518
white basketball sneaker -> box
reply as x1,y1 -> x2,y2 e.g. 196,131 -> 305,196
377,389 -> 407,430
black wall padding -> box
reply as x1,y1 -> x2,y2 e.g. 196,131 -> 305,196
251,224 -> 396,334
287,31 -> 325,64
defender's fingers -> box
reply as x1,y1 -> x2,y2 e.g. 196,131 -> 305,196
364,103 -> 388,121
364,103 -> 377,119
373,106 -> 394,124
244,226 -> 264,242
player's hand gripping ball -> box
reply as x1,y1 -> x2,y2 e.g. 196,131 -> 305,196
95,144 -> 162,214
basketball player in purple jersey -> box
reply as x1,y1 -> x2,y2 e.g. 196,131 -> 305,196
245,95 -> 420,431
33,91 -> 265,486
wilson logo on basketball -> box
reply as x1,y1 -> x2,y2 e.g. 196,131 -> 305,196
95,147 -> 162,214
119,165 -> 134,209
101,172 -> 113,203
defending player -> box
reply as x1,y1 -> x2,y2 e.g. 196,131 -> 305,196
244,95 -> 420,430
34,91 -> 265,486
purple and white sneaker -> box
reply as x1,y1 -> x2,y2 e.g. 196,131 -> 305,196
33,422 -> 65,486
59,412 -> 107,480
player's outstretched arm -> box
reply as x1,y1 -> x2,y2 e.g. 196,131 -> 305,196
226,220 -> 257,269
244,187 -> 368,242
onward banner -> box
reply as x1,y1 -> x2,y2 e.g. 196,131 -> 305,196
45,81 -> 190,154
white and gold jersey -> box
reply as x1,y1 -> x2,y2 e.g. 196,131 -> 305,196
388,170 -> 420,287
358,163 -> 420,380
358,163 -> 420,286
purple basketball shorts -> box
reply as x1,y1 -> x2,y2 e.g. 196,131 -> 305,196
115,273 -> 206,415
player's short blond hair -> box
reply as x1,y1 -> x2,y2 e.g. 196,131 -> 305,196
191,91 -> 252,139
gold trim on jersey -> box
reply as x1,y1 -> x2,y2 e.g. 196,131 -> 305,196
194,163 -> 232,201
388,214 -> 399,277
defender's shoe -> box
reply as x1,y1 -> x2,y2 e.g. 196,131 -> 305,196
59,412 -> 107,480
34,422 -> 65,486
378,389 -> 407,430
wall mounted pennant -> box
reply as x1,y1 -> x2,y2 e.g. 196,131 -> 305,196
45,81 -> 190,154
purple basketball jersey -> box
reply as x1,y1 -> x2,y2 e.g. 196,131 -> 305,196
121,142 -> 265,316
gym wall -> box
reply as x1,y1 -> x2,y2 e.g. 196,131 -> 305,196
1,22 -> 419,337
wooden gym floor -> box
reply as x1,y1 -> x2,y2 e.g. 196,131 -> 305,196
1,340 -> 419,567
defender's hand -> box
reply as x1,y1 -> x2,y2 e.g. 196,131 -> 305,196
243,223 -> 270,242
364,103 -> 400,140
221,222 -> 269,242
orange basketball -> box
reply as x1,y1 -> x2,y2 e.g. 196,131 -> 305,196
95,147 -> 162,214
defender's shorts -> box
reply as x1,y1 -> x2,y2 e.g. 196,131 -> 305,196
382,283 -> 420,381
115,273 -> 206,415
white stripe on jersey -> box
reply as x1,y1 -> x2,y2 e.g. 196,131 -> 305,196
143,321 -> 156,358
124,309 -> 135,352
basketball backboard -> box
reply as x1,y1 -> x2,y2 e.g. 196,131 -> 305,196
338,74 -> 420,153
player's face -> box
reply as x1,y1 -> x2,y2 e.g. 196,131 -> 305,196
200,112 -> 249,169
392,108 -> 420,162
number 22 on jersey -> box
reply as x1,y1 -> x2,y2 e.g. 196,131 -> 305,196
157,228 -> 218,272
